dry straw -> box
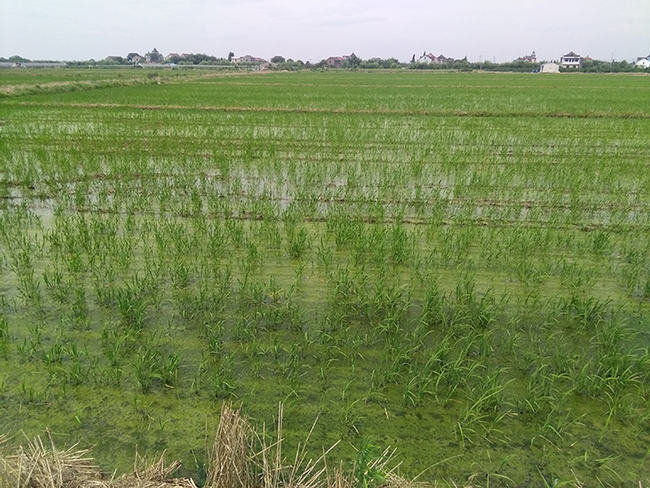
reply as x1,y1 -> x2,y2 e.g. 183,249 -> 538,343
205,402 -> 253,488
0,404 -> 417,488
111,452 -> 198,488
0,431 -> 106,488
0,432 -> 196,488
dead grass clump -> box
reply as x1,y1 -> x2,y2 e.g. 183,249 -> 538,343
0,433 -> 107,488
0,403 -> 418,488
0,434 -> 11,487
183,402 -> 414,488
254,403 -> 332,488
324,451 -> 421,488
205,403 -> 253,488
111,452 -> 198,488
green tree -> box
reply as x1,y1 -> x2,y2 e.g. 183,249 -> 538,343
147,48 -> 163,63
9,55 -> 30,63
343,53 -> 361,68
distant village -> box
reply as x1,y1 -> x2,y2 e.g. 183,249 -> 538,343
1,48 -> 649,72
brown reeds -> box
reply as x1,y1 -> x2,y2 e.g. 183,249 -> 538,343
0,403 -> 414,488
0,432 -> 107,488
111,452 -> 198,488
0,434 -> 11,488
204,403 -> 253,488
0,434 -> 199,488
253,403 -> 338,488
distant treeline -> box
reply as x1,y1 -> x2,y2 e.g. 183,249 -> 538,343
409,59 -> 648,73
2,55 -> 648,73
577,59 -> 644,73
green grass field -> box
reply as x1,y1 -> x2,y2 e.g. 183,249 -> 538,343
1,68 -> 650,486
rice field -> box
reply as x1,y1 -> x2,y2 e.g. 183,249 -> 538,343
1,69 -> 650,486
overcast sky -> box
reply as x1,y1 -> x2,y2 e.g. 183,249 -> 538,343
1,0 -> 648,63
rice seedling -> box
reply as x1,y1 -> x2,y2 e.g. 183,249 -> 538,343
212,353 -> 236,399
454,368 -> 512,447
0,315 -> 8,360
114,276 -> 149,331
351,438 -> 391,488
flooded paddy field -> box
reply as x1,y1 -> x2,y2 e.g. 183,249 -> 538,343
1,69 -> 650,486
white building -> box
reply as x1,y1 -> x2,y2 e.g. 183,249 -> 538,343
516,51 -> 537,63
232,55 -> 266,64
635,56 -> 650,68
560,51 -> 582,69
539,63 -> 560,73
417,53 -> 436,64
417,53 -> 453,64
